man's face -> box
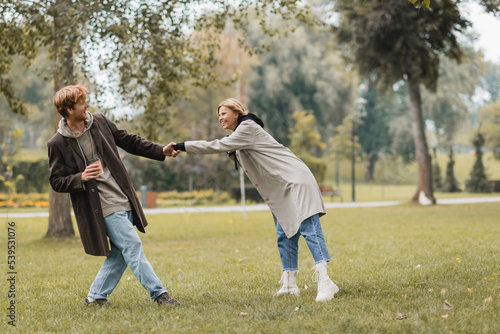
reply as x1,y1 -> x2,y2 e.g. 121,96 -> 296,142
67,96 -> 89,122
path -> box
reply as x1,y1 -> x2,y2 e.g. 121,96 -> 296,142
2,196 -> 500,218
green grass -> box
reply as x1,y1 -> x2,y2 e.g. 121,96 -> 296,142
2,203 -> 499,333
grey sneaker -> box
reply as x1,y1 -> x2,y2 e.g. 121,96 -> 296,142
155,292 -> 180,306
85,297 -> 109,306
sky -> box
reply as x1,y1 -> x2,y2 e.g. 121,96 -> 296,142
462,2 -> 500,62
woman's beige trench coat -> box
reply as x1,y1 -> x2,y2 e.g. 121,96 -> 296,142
185,120 -> 326,238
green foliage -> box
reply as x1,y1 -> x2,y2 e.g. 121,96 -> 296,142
11,203 -> 500,333
335,0 -> 468,201
381,82 -> 416,164
424,47 -> 485,147
156,189 -> 232,206
0,0 -> 313,140
432,159 -> 443,191
357,82 -> 394,181
329,117 -> 362,159
124,153 -> 238,193
0,159 -> 49,194
480,101 -> 500,160
12,160 -> 50,193
335,0 -> 468,93
441,148 -> 461,193
408,0 -> 431,8
481,62 -> 500,103
289,111 -> 327,183
466,132 -> 490,193
288,111 -> 325,157
479,0 -> 500,13
247,20 -> 353,145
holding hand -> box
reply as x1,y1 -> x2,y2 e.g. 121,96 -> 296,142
163,142 -> 181,158
81,163 -> 102,182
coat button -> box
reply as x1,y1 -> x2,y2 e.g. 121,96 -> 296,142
94,209 -> 99,214
91,189 -> 95,192
254,184 -> 258,187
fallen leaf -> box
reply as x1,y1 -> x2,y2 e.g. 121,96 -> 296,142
294,307 -> 300,312
415,264 -> 422,269
484,296 -> 492,303
396,313 -> 407,320
238,258 -> 243,262
428,289 -> 433,292
441,288 -> 446,294
239,312 -> 248,318
304,284 -> 309,290
444,300 -> 454,310
442,314 -> 448,319
467,288 -> 473,293
175,316 -> 179,320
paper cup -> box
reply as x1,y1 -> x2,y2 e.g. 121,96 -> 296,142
88,158 -> 104,175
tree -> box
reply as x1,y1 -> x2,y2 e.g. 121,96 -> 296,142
432,148 -> 443,190
246,20 -> 353,146
441,147 -> 461,192
356,81 -> 392,181
423,46 -> 485,191
479,0 -> 500,13
466,131 -> 489,192
480,101 -> 500,160
481,62 -> 500,103
1,0 -> 310,236
289,111 -> 327,183
334,0 -> 469,204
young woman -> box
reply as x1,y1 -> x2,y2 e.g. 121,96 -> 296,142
172,98 -> 338,302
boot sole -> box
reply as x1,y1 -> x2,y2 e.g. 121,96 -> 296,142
315,284 -> 339,302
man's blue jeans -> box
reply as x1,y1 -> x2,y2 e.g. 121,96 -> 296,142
276,214 -> 331,271
87,211 -> 167,301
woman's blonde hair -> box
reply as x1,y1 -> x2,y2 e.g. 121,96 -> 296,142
217,98 -> 248,117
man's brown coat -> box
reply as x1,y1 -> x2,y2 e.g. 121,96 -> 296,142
48,113 -> 165,256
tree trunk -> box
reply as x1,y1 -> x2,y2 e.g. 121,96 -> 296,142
407,73 -> 436,204
47,7 -> 75,237
364,153 -> 376,182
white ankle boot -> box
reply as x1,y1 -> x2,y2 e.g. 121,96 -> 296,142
274,271 -> 300,297
313,264 -> 339,302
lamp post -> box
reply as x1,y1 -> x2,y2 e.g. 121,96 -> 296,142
351,97 -> 368,202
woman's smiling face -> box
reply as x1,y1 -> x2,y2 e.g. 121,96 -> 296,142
218,106 -> 239,131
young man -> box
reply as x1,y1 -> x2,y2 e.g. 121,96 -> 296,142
48,84 -> 178,306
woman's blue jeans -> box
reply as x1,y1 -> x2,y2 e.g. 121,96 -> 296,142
276,214 -> 331,271
87,211 -> 167,301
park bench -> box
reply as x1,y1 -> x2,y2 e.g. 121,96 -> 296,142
319,185 -> 343,202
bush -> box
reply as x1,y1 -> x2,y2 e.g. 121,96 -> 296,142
0,192 -> 49,208
302,156 -> 327,184
155,189 -> 233,206
0,159 -> 49,194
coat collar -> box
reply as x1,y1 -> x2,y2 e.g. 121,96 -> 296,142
65,119 -> 104,167
235,113 -> 264,130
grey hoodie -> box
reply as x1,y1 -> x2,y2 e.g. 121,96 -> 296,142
57,111 -> 94,138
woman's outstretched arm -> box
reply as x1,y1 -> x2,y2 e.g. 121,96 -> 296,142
180,121 -> 256,155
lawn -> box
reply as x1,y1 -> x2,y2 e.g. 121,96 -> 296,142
2,202 -> 499,333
